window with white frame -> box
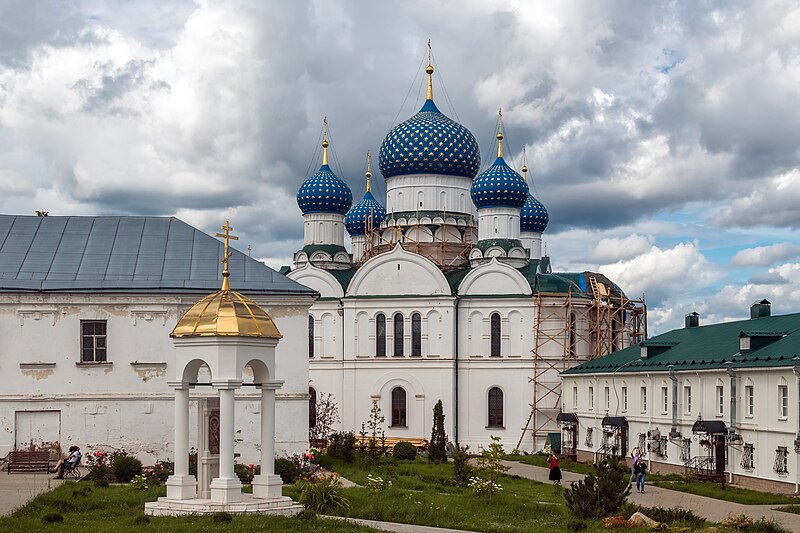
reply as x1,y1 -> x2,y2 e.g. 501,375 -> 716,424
573,386 -> 578,409
716,385 -> 724,416
604,386 -> 610,411
589,386 -> 594,410
621,386 -> 628,412
684,385 -> 692,414
640,386 -> 647,413
661,386 -> 668,414
745,385 -> 754,417
779,384 -> 789,419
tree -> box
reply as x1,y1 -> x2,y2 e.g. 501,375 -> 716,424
475,436 -> 510,499
309,392 -> 340,441
429,400 -> 447,463
563,455 -> 631,519
364,400 -> 385,462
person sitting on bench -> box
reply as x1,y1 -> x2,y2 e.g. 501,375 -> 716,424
53,446 -> 81,479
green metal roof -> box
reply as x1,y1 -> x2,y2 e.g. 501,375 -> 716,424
301,244 -> 349,257
563,312 -> 800,375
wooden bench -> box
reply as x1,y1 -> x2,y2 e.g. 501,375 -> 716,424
356,436 -> 429,451
7,451 -> 51,473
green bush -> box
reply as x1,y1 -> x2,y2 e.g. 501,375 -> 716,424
621,504 -> 706,528
393,441 -> 417,461
328,431 -> 357,463
212,512 -> 233,523
275,457 -> 299,484
566,519 -> 587,532
429,400 -> 447,463
42,512 -> 64,524
297,477 -> 350,514
564,455 -> 630,519
452,444 -> 471,485
745,519 -> 791,533
112,454 -> 143,483
234,463 -> 257,484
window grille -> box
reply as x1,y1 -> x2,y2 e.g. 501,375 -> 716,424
774,446 -> 789,475
411,313 -> 422,356
680,438 -> 692,462
655,436 -> 668,458
585,427 -> 593,447
391,387 -> 407,427
393,313 -> 404,357
308,315 -> 315,358
741,443 -> 754,470
376,314 -> 386,356
488,387 -> 503,427
490,313 -> 501,357
637,433 -> 647,456
81,320 -> 107,362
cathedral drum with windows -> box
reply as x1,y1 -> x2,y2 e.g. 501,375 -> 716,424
287,50 -> 644,452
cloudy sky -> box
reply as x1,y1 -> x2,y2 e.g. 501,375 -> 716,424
1,0 -> 799,333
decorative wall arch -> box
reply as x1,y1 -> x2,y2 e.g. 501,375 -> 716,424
287,263 -> 345,298
182,358 -> 212,383
458,257 -> 532,296
347,243 -> 451,296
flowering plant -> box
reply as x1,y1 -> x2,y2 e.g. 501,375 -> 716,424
468,476 -> 501,495
129,473 -> 149,491
365,474 -> 392,493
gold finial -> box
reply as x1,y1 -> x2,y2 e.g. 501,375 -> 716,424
496,108 -> 504,158
365,150 -> 372,192
521,146 -> 528,178
322,116 -> 329,166
426,39 -> 434,101
215,220 -> 239,292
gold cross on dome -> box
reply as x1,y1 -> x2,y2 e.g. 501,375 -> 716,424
215,220 -> 239,291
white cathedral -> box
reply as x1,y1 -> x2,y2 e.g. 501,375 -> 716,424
286,55 -> 646,453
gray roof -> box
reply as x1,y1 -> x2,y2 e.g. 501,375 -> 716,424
0,215 -> 314,295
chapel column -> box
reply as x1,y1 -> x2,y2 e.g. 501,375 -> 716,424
210,379 -> 243,503
165,380 -> 196,500
253,380 -> 285,499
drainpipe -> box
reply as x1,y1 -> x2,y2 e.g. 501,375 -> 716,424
668,365 -> 680,439
726,362 -> 736,484
793,358 -> 800,493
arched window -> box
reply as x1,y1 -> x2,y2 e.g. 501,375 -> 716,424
308,315 -> 315,358
569,312 -> 577,357
376,314 -> 386,357
490,313 -> 501,357
411,313 -> 422,357
391,387 -> 407,427
309,387 -> 317,429
488,387 -> 504,427
393,313 -> 404,357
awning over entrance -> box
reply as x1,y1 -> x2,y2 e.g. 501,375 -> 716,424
556,412 -> 579,425
692,418 -> 727,434
601,415 -> 628,428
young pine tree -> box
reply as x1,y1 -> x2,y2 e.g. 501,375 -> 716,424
563,455 -> 631,519
429,400 -> 448,463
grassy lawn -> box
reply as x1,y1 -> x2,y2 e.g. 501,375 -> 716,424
774,505 -> 800,515
504,453 -> 595,476
649,480 -> 800,505
0,481 -> 378,533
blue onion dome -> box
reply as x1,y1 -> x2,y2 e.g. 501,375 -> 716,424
521,193 -> 549,233
297,164 -> 352,215
471,156 -> 529,209
345,191 -> 386,236
379,98 -> 481,179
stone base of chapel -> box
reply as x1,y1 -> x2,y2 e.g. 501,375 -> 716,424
144,494 -> 302,517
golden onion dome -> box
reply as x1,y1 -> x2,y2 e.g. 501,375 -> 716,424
171,289 -> 282,338
170,220 -> 282,339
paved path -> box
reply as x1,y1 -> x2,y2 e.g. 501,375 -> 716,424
0,471 -> 66,516
502,461 -> 800,530
324,516 -> 479,533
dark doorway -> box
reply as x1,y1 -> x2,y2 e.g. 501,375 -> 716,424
714,435 -> 726,475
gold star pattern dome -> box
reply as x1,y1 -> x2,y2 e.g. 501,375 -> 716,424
471,156 -> 529,209
379,99 -> 481,180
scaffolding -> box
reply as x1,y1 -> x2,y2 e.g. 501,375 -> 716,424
516,277 -> 646,452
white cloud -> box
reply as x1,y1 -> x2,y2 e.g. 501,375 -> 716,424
713,169 -> 800,229
585,234 -> 654,263
731,242 -> 800,267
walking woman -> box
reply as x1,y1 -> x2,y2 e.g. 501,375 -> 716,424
634,459 -> 647,493
548,453 -> 562,485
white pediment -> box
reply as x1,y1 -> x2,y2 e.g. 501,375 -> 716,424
286,263 -> 344,298
458,257 -> 532,296
347,243 -> 451,297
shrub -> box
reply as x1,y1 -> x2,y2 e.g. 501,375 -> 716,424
474,436 -> 509,499
297,477 -> 350,514
129,474 -> 149,491
393,441 -> 417,461
275,457 -> 299,484
564,455 -> 630,519
234,463 -> 258,484
452,445 -> 472,485
212,512 -> 233,523
566,519 -> 588,532
328,431 -> 356,463
144,460 -> 173,483
112,454 -> 143,483
621,504 -> 706,528
42,512 -> 64,524
745,519 -> 791,533
429,400 -> 447,463
366,474 -> 392,493
94,479 -> 109,488
602,515 -> 631,529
